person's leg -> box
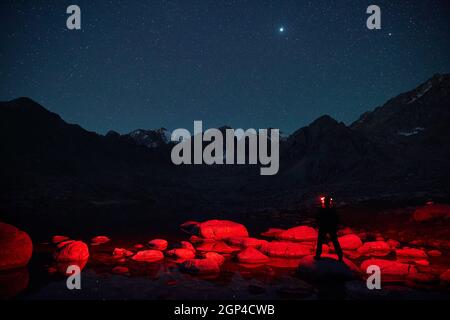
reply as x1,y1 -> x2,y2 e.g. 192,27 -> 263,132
330,231 -> 343,261
315,230 -> 325,259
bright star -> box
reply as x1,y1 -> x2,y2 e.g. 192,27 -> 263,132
279,27 -> 284,33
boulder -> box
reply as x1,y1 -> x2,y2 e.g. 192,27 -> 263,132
148,239 -> 168,251
112,248 -> 134,259
338,234 -> 363,250
259,241 -> 313,258
357,241 -> 391,257
276,226 -> 317,242
0,268 -> 29,299
54,240 -> 89,262
297,254 -> 360,281
181,220 -> 249,240
360,259 -> 417,277
51,235 -> 70,244
90,235 -> 110,245
427,250 -> 442,257
180,241 -> 195,252
387,239 -> 401,248
396,248 -> 427,259
260,228 -> 284,238
0,223 -> 33,271
166,248 -> 196,260
440,269 -> 450,285
131,250 -> 164,262
196,241 -> 240,254
225,237 -> 268,248
412,203 -> 450,222
203,252 -> 225,266
179,258 -> 221,274
237,247 -> 269,264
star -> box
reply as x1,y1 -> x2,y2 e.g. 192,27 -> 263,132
279,27 -> 284,33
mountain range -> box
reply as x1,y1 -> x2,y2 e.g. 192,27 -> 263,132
1,74 -> 449,220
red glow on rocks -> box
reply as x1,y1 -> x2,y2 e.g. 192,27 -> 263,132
91,236 -> 110,245
148,239 -> 168,251
181,219 -> 249,240
0,223 -> 33,271
237,247 -> 269,264
166,248 -> 196,260
131,250 -> 164,262
275,226 -> 318,242
357,241 -> 391,257
360,259 -> 417,277
54,240 -> 89,262
259,241 -> 313,258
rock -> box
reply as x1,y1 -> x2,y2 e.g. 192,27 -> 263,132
148,239 -> 168,251
131,250 -> 164,262
360,259 -> 417,277
91,236 -> 110,245
134,244 -> 144,249
166,248 -> 196,259
338,234 -> 363,250
51,235 -> 70,244
112,248 -> 134,259
181,219 -> 248,240
225,237 -> 268,248
196,241 -> 240,254
259,241 -> 313,258
260,228 -> 284,238
357,241 -> 391,257
112,266 -> 129,274
338,227 -> 355,236
427,250 -> 442,257
203,252 -> 225,266
396,248 -> 427,259
297,254 -> 360,281
237,248 -> 269,264
180,241 -> 195,252
387,239 -> 401,248
54,240 -> 89,262
412,203 -> 450,222
413,259 -> 429,266
179,258 -> 221,274
440,269 -> 450,285
406,273 -> 439,285
276,226 -> 317,242
0,223 -> 33,271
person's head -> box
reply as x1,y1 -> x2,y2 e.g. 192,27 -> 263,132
320,195 -> 333,208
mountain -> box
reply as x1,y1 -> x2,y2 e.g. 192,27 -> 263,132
1,74 -> 449,220
124,128 -> 172,148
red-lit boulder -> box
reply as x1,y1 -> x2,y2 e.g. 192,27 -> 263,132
179,258 -> 221,274
52,235 -> 70,244
237,247 -> 269,264
180,241 -> 195,252
196,241 -> 240,254
91,235 -> 110,245
387,239 -> 401,248
440,269 -> 450,285
131,250 -> 164,262
225,237 -> 268,249
0,223 -> 33,271
259,241 -> 313,258
276,226 -> 317,242
338,227 -> 355,236
260,228 -> 284,238
412,203 -> 450,222
428,250 -> 442,257
182,220 -> 249,240
166,248 -> 196,260
396,248 -> 427,259
360,259 -> 417,277
357,241 -> 391,257
203,252 -> 225,266
148,239 -> 168,251
0,268 -> 29,299
113,248 -> 134,259
297,255 -> 360,281
338,234 -> 363,250
54,240 -> 89,262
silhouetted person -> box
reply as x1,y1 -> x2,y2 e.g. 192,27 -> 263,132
315,195 -> 343,261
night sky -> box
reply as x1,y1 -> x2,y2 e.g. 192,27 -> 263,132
1,0 -> 449,134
